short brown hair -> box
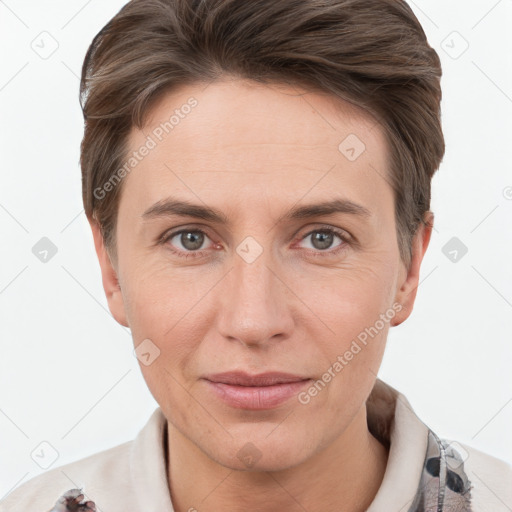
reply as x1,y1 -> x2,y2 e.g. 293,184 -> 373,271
80,0 -> 444,269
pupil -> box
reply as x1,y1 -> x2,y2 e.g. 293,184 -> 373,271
182,232 -> 203,250
313,231 -> 333,250
179,231 -> 334,252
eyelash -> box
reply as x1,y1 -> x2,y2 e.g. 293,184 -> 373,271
159,225 -> 352,260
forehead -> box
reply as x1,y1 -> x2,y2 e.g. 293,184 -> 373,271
137,78 -> 385,154
121,79 -> 392,225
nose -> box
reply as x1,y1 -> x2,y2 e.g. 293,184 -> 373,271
216,242 -> 294,349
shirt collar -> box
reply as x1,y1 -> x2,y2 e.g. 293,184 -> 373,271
130,406 -> 174,512
127,378 -> 435,512
366,378 -> 430,511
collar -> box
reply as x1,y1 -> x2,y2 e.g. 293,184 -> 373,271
57,377 -> 473,511
366,378 -> 430,510
366,378 -> 474,511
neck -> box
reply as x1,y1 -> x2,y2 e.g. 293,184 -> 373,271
166,402 -> 389,512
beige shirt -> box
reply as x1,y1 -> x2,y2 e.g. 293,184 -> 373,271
1,378 -> 511,511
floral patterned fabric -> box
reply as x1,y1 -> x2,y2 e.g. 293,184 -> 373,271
408,430 -> 473,511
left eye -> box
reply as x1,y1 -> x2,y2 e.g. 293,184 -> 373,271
297,228 -> 347,252
165,230 -> 213,253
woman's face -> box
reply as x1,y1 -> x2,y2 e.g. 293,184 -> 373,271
93,78 -> 429,471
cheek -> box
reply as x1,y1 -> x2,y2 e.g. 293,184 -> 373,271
125,272 -> 203,409
302,257 -> 396,331
121,263 -> 211,376
305,276 -> 391,420
303,261 -> 395,377
121,259 -> 205,333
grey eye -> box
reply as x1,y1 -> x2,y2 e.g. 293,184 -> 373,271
170,230 -> 208,251
300,230 -> 344,251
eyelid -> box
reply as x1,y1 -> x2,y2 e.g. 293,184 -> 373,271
158,224 -> 215,244
159,223 -> 351,242
298,223 -> 353,241
159,223 -> 355,257
292,224 -> 352,253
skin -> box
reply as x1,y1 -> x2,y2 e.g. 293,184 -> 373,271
90,78 -> 432,512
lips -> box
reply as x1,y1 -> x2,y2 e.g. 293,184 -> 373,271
202,371 -> 312,410
203,371 -> 310,387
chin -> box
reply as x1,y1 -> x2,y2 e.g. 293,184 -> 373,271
204,431 -> 312,473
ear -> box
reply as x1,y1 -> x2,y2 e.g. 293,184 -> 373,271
391,211 -> 434,327
88,217 -> 129,328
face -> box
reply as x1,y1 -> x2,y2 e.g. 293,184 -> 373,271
91,78 -> 431,471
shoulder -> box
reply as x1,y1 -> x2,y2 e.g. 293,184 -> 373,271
446,438 -> 512,511
0,440 -> 133,512
407,433 -> 512,512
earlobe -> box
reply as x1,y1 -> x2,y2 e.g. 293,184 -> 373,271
88,217 -> 129,328
391,212 -> 434,327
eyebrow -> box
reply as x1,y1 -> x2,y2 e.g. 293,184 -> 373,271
141,197 -> 372,224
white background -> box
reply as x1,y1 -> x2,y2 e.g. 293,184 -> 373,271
0,0 -> 511,501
